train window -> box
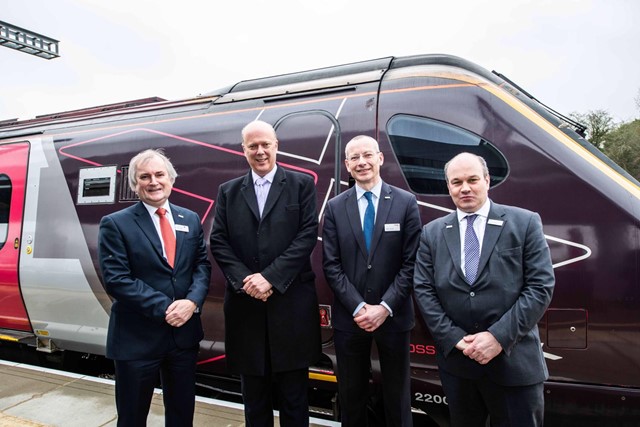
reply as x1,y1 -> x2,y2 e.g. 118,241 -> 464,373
387,115 -> 508,195
0,174 -> 10,250
77,166 -> 118,204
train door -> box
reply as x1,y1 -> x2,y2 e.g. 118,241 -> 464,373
273,110 -> 342,344
0,142 -> 31,331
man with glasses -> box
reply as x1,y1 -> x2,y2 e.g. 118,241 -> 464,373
322,135 -> 421,426
210,120 -> 321,426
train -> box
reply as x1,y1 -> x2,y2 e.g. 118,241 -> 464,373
0,54 -> 638,426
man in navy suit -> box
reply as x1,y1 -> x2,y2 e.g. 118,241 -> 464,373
413,152 -> 555,427
98,149 -> 211,427
210,120 -> 321,427
322,135 -> 421,426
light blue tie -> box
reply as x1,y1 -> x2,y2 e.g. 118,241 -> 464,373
363,191 -> 375,252
255,178 -> 268,217
464,214 -> 480,283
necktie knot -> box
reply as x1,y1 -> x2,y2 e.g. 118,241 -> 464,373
466,214 -> 477,225
364,191 -> 373,202
156,207 -> 167,216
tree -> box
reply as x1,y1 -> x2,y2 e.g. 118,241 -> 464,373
569,110 -> 616,149
602,119 -> 640,180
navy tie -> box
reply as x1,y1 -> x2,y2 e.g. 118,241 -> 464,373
363,191 -> 375,252
464,214 -> 480,283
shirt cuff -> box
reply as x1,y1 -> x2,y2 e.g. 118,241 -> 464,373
352,302 -> 366,317
380,301 -> 393,317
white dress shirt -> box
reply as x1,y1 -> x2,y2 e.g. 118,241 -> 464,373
456,199 -> 490,277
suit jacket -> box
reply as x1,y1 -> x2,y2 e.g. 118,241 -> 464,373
413,200 -> 555,386
322,182 -> 422,333
98,202 -> 211,360
209,166 -> 321,375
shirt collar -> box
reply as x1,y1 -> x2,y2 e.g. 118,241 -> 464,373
252,165 -> 278,184
456,199 -> 491,222
355,180 -> 382,200
143,201 -> 171,217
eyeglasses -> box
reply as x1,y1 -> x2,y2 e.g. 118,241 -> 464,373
244,142 -> 274,151
347,152 -> 378,163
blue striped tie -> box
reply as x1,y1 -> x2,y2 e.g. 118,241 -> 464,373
464,214 -> 480,283
363,191 -> 375,252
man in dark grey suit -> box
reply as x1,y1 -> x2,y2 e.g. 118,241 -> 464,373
322,135 -> 421,426
210,120 -> 321,427
98,149 -> 211,426
413,152 -> 555,427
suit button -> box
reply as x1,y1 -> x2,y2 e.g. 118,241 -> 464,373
367,265 -> 372,269
367,288 -> 372,293
470,291 -> 475,297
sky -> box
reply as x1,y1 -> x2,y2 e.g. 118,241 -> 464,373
1,0 -> 639,124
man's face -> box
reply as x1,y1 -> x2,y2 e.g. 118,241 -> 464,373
135,156 -> 173,208
345,138 -> 384,188
446,154 -> 490,213
243,127 -> 278,176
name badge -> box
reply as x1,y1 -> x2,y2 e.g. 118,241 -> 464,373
385,223 -> 400,232
487,219 -> 504,227
175,224 -> 190,233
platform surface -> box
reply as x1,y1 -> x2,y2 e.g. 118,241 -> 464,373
0,359 -> 338,427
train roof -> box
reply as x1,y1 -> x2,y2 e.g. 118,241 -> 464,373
1,53 -> 585,141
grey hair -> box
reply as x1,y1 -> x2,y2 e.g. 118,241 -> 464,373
128,149 -> 178,191
344,135 -> 380,157
444,152 -> 489,181
241,120 -> 277,144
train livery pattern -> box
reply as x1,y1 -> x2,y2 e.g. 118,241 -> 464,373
0,55 -> 639,425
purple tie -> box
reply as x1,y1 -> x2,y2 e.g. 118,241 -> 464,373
464,214 -> 480,283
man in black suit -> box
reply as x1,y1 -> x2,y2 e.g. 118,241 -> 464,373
98,149 -> 211,426
413,152 -> 555,427
209,120 -> 321,427
322,135 -> 421,426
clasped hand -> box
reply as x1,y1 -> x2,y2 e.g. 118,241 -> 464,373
455,331 -> 503,365
242,273 -> 273,302
354,304 -> 389,332
165,299 -> 196,328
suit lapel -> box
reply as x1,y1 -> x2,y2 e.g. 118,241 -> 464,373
240,171 -> 261,220
132,202 -> 165,264
442,211 -> 466,282
170,203 -> 187,268
261,166 -> 285,220
345,187 -> 369,259
477,202 -> 506,277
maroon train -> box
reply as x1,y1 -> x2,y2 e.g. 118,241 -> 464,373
0,54 -> 638,425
